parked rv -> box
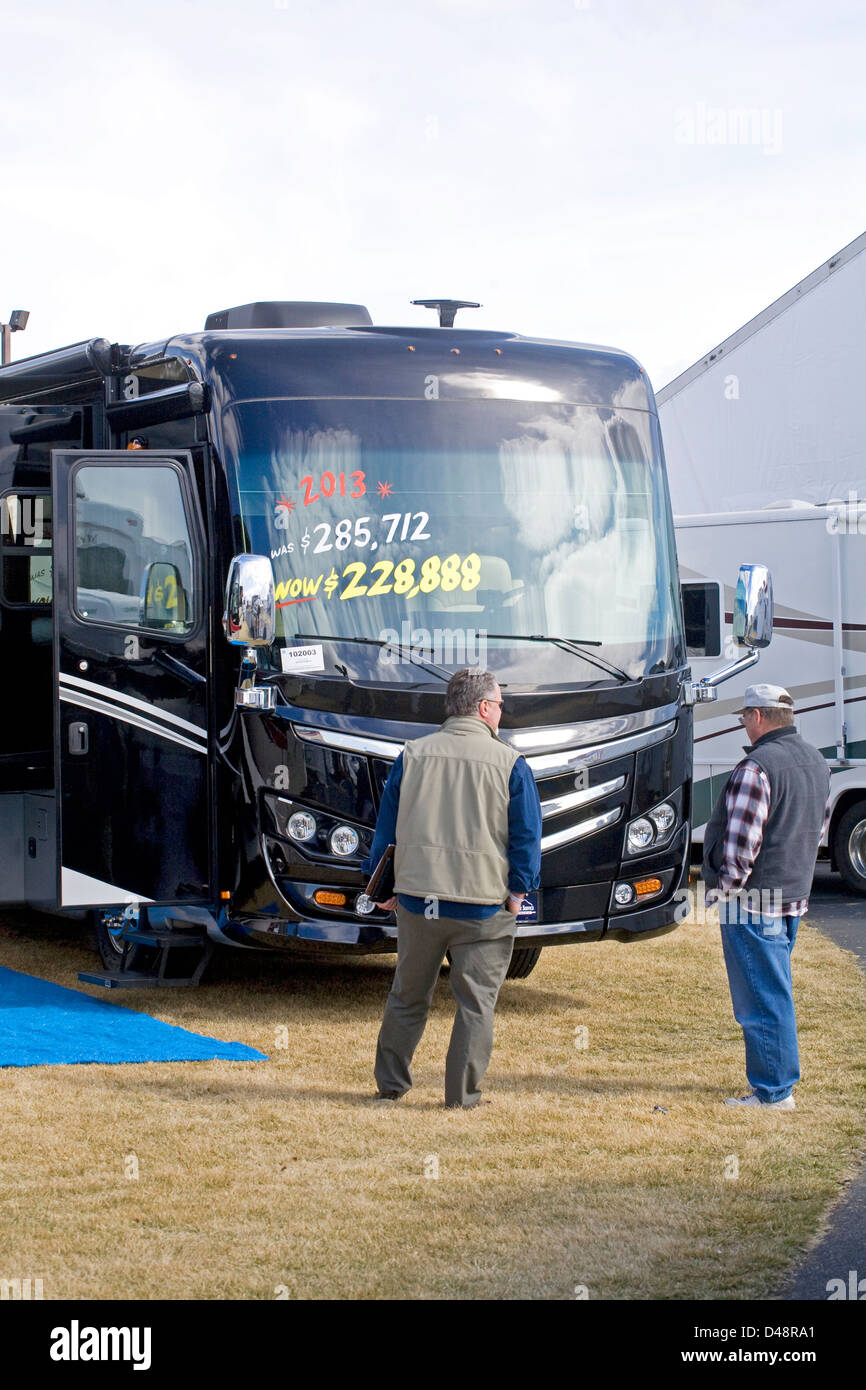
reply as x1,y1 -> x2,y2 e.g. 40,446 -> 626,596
0,299 -> 764,986
658,232 -> 866,895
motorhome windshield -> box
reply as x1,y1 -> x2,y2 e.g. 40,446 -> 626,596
224,399 -> 684,686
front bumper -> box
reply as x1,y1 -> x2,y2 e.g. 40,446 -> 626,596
228,699 -> 692,954
219,835 -> 690,953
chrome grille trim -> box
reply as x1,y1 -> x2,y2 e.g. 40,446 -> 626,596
541,806 -> 622,853
290,716 -> 677,777
292,724 -> 404,759
540,775 -> 626,821
527,720 -> 676,779
504,700 -> 680,755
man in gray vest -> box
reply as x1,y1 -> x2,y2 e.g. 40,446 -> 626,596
364,669 -> 542,1109
702,683 -> 830,1110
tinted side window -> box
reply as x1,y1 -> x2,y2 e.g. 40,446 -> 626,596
681,582 -> 721,657
73,465 -> 196,634
1,492 -> 52,607
121,358 -> 192,398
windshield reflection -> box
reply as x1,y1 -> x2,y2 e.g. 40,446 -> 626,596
222,399 -> 685,687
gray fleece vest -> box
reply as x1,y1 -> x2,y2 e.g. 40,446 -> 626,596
394,715 -> 520,904
702,726 -> 829,899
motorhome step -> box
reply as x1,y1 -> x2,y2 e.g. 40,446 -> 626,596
121,927 -> 207,947
77,969 -> 200,989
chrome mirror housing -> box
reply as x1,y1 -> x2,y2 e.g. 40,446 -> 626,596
223,554 -> 276,648
681,562 -> 774,705
733,563 -> 773,649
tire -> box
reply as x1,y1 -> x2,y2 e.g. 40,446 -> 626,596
506,946 -> 542,980
92,906 -> 158,973
833,800 -> 866,896
93,908 -> 130,970
444,945 -> 541,979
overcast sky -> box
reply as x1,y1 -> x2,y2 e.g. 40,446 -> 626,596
1,0 -> 864,388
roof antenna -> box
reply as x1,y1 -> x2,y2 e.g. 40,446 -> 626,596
411,298 -> 481,328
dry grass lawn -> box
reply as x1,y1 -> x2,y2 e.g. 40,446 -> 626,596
0,900 -> 864,1301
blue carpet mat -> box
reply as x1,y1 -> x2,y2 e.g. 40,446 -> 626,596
0,967 -> 267,1067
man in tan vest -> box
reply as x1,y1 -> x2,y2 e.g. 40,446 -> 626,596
363,669 -> 542,1108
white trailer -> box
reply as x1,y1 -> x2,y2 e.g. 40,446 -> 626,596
657,231 -> 866,893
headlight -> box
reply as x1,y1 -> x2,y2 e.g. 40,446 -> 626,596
288,811 -> 317,842
355,893 -> 376,916
330,824 -> 360,857
614,882 -> 635,905
625,800 -> 678,855
267,794 -> 372,860
626,818 -> 654,853
649,803 -> 675,836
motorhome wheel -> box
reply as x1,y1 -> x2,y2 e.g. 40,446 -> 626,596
92,907 -> 155,972
506,947 -> 541,980
444,946 -> 541,979
834,800 -> 866,896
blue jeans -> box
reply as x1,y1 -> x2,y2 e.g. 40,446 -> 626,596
718,899 -> 801,1102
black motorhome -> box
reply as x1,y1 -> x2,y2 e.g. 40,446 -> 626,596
0,300 -> 766,985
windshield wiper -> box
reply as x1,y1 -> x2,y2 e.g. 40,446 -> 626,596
484,633 -> 632,684
293,632 -> 452,682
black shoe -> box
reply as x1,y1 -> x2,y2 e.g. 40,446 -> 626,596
370,1090 -> 402,1102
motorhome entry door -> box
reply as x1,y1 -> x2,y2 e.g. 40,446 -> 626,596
51,451 -> 211,908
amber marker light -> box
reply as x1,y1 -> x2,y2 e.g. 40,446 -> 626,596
314,890 -> 347,907
634,878 -> 663,897
220,890 -> 231,900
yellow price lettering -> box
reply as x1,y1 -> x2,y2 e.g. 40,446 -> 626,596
392,558 -> 416,594
460,553 -> 481,591
419,555 -> 440,592
439,553 -> 461,592
333,552 -> 484,601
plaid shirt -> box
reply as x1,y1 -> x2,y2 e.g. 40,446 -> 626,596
713,759 -> 830,917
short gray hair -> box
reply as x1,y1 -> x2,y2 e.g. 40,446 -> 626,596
446,668 -> 499,717
749,702 -> 795,729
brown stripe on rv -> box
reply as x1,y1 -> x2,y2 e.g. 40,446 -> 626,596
695,694 -> 866,743
724,612 -> 866,631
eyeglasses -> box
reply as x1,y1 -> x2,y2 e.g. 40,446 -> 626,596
481,698 -> 503,707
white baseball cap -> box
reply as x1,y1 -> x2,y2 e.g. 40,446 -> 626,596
734,683 -> 794,714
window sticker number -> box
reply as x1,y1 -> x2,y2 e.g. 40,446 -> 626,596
313,516 -> 373,553
300,471 -> 367,507
340,562 -> 368,600
274,553 -> 482,607
303,513 -> 430,554
382,511 -> 431,544
367,560 -> 394,597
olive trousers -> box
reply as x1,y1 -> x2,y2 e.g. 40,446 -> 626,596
374,903 -> 516,1107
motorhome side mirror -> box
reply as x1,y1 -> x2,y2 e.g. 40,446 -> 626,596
222,554 -> 276,647
733,563 -> 773,649
141,561 -> 189,632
